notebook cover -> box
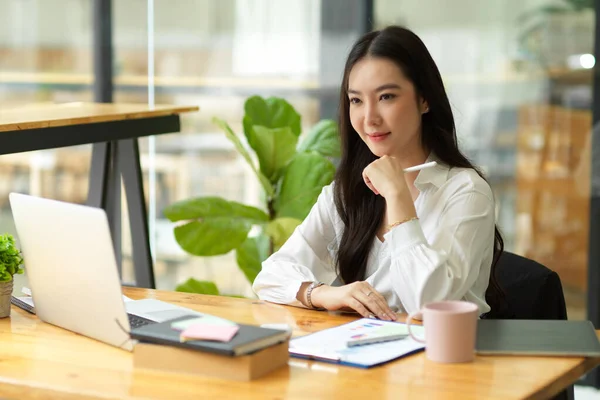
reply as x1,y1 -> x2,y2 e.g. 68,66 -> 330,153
10,296 -> 35,314
476,319 -> 600,356
290,347 -> 425,369
130,315 -> 289,356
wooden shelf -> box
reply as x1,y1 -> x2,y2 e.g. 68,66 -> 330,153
0,69 -> 575,91
0,71 -> 319,90
546,68 -> 594,85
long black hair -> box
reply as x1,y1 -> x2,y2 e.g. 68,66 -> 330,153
333,26 -> 504,313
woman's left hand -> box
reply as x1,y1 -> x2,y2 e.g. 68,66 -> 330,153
362,155 -> 409,199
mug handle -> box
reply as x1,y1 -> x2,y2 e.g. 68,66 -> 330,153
406,311 -> 425,343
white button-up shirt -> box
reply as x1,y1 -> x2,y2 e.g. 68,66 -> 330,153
252,158 -> 496,315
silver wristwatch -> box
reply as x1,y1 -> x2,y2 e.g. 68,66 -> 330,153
306,281 -> 325,309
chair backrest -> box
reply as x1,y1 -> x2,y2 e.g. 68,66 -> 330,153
484,251 -> 568,320
483,252 -> 574,400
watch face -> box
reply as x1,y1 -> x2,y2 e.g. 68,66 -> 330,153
307,282 -> 322,308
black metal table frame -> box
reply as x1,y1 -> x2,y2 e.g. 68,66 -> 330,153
0,114 -> 181,288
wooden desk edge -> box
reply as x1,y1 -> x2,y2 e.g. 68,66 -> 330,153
6,290 -> 600,400
529,356 -> 600,399
0,103 -> 200,132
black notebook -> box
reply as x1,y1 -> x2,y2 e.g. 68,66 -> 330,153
476,319 -> 600,357
10,296 -> 35,314
129,315 -> 290,357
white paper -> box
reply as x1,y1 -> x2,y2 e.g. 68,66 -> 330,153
289,318 -> 425,367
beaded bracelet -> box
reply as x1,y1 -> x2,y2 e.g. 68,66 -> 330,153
386,216 -> 418,232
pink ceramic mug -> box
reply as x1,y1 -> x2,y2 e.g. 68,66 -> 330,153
406,300 -> 479,363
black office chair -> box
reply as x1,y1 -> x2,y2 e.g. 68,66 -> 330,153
484,251 -> 567,320
483,251 -> 573,400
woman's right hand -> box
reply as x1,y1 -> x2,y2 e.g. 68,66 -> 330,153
311,281 -> 397,321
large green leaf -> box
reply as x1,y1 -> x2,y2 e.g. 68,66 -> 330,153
275,153 -> 336,220
212,117 -> 274,197
251,126 -> 298,182
164,197 -> 269,256
173,219 -> 250,256
297,119 -> 340,158
243,96 -> 302,147
164,197 -> 268,223
236,234 -> 270,284
176,278 -> 220,295
266,217 -> 302,250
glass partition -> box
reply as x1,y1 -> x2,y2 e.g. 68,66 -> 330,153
0,0 -> 94,292
374,0 -> 595,320
115,0 -> 323,295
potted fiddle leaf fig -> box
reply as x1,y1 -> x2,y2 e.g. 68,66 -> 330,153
0,234 -> 24,317
163,95 -> 339,295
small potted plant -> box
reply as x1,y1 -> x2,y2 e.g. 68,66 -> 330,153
0,234 -> 24,318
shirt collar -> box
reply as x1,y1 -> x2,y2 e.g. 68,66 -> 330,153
414,152 -> 450,191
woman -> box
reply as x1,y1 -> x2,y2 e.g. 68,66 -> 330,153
252,25 -> 503,320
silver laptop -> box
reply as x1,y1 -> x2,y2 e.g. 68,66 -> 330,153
9,192 -> 202,351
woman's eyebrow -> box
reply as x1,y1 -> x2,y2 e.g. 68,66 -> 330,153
374,83 -> 401,91
347,83 -> 401,95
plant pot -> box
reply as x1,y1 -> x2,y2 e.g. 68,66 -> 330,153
0,279 -> 13,318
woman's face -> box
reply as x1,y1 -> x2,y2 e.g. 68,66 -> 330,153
347,57 -> 428,158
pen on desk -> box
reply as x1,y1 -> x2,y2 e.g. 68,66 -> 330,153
403,161 -> 437,173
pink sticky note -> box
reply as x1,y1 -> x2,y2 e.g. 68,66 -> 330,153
180,324 -> 239,342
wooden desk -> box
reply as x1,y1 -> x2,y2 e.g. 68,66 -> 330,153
3,288 -> 599,400
0,102 -> 199,288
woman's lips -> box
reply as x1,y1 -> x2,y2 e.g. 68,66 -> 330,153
367,132 -> 390,142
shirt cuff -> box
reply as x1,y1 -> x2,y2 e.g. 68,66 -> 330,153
285,280 -> 306,308
383,218 -> 427,257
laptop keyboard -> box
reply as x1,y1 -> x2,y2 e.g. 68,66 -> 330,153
128,313 -> 155,329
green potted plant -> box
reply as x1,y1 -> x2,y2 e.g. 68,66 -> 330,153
163,95 -> 339,295
0,234 -> 24,317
